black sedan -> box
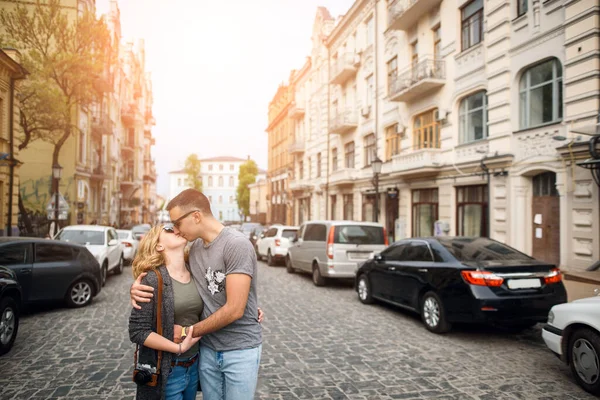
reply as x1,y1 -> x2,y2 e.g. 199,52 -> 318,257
0,265 -> 21,356
0,238 -> 102,308
356,237 -> 568,333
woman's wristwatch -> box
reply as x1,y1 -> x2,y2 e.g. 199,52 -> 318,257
181,326 -> 187,340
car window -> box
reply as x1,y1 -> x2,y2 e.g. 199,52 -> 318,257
266,228 -> 278,238
296,225 -> 305,240
35,244 -> 73,262
0,244 -> 30,265
117,232 -> 129,240
439,237 -> 532,261
108,229 -> 118,242
403,242 -> 433,262
304,224 -> 327,242
281,229 -> 298,240
334,225 -> 385,245
382,243 -> 408,261
56,229 -> 104,245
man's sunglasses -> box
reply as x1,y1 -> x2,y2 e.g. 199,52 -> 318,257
170,209 -> 202,228
162,223 -> 175,233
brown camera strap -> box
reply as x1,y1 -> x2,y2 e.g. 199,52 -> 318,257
133,268 -> 164,375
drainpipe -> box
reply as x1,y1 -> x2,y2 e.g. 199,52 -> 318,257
373,0 -> 380,223
326,47 -> 331,219
480,157 -> 491,238
7,77 -> 16,236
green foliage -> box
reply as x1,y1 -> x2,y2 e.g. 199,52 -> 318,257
0,0 -> 113,160
237,159 -> 258,217
184,153 -> 202,191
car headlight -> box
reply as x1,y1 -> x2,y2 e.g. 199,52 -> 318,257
547,310 -> 555,324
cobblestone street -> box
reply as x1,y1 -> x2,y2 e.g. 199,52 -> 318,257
0,261 -> 596,400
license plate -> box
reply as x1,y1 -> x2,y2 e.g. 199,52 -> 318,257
507,278 -> 541,289
348,252 -> 370,260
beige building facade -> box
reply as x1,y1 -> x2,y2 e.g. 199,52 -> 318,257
286,0 -> 599,274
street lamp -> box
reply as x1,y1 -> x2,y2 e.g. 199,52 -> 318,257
118,192 -> 123,228
52,163 -> 62,237
371,157 -> 383,223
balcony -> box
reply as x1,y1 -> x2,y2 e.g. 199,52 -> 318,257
388,57 -> 445,102
121,103 -> 138,126
288,102 -> 305,119
90,165 -> 105,181
329,108 -> 358,135
388,0 -> 443,31
121,142 -> 135,157
121,172 -> 135,186
329,168 -> 358,186
289,180 -> 312,192
330,52 -> 360,85
288,139 -> 305,155
390,148 -> 442,177
91,113 -> 111,140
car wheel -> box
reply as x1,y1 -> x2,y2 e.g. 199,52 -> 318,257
101,261 -> 108,287
0,296 -> 19,356
66,280 -> 93,308
420,291 -> 451,334
267,250 -> 276,267
569,327 -> 600,396
285,256 -> 295,274
357,274 -> 374,304
115,256 -> 124,275
312,263 -> 326,287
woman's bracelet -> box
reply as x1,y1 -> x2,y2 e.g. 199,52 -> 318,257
177,343 -> 182,356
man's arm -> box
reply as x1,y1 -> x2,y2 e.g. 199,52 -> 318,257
190,273 -> 251,337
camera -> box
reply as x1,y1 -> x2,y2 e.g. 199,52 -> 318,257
133,369 -> 153,384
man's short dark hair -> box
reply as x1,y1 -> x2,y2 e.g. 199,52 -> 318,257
166,189 -> 213,216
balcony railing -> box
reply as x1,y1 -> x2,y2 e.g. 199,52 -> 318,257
390,148 -> 442,176
121,103 -> 138,125
330,53 -> 360,85
388,0 -> 443,31
91,113 -> 111,140
288,139 -> 305,154
329,168 -> 358,186
329,108 -> 358,135
288,102 -> 305,119
388,57 -> 445,102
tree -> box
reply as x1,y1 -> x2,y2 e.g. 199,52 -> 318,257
0,0 -> 113,161
184,153 -> 202,191
237,159 -> 258,218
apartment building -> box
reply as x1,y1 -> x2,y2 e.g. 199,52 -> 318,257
284,0 -> 599,274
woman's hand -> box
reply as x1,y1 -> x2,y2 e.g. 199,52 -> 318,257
258,307 -> 264,323
179,326 -> 201,353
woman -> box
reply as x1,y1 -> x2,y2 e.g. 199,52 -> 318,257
129,223 -> 203,400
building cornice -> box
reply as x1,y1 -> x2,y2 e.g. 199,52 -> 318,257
326,0 -> 374,51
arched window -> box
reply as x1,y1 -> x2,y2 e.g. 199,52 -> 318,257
218,176 -> 224,187
208,176 -> 213,187
413,109 -> 440,149
459,91 -> 488,143
519,58 -> 563,129
229,176 -> 234,187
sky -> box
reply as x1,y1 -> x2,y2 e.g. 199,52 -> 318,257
95,0 -> 353,198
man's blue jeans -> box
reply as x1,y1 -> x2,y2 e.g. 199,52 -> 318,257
165,355 -> 199,400
199,344 -> 262,400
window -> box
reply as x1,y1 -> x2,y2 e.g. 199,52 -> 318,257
459,91 -> 488,143
439,237 -> 531,261
334,225 -> 385,245
519,59 -> 563,129
461,0 -> 484,51
266,228 -> 278,237
229,176 -> 234,187
0,244 -> 29,265
299,160 -> 304,179
219,195 -> 223,204
343,194 -> 354,220
219,164 -> 223,171
366,16 -> 374,46
387,57 -> 397,93
56,229 -> 104,245
35,244 -> 72,262
218,176 -> 224,187
282,229 -> 298,240
332,148 -> 338,172
79,131 -> 86,163
308,157 -> 312,179
316,153 -> 322,178
304,224 -> 327,242
533,172 -> 558,197
411,41 -> 419,65
433,26 -> 441,59
386,124 -> 401,160
330,195 -> 337,220
413,109 -> 440,149
230,164 -> 234,171
362,194 -> 376,222
364,133 -> 376,166
457,185 -> 488,237
517,0 -> 528,17
403,242 -> 434,262
209,164 -> 213,171
208,176 -> 213,187
345,141 -> 355,168
382,243 -> 408,261
412,189 -> 438,237
366,75 -> 374,106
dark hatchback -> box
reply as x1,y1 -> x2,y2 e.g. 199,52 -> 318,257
0,238 -> 102,308
0,265 -> 21,356
355,237 -> 567,333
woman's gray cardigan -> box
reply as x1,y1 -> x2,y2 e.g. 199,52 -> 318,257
129,266 -> 174,400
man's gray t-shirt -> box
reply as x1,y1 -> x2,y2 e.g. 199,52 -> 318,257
189,227 -> 262,351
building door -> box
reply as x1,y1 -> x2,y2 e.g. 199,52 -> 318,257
531,172 -> 560,266
386,190 -> 399,243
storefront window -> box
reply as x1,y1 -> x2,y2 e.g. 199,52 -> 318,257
412,189 -> 438,236
457,185 -> 488,237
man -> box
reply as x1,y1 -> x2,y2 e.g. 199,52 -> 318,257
130,189 -> 262,400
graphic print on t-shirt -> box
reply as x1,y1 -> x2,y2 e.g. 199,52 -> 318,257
205,267 -> 226,295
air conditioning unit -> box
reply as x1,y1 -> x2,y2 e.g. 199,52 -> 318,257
396,124 -> 406,136
361,106 -> 371,117
435,109 -> 448,122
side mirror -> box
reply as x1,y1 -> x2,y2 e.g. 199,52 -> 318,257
374,253 -> 384,263
108,239 -> 118,246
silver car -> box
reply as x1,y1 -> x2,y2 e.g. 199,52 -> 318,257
286,220 -> 388,286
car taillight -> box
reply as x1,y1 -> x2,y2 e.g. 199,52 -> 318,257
543,268 -> 562,284
461,270 -> 504,287
123,242 -> 133,248
274,239 -> 281,247
383,227 -> 389,246
327,226 -> 335,259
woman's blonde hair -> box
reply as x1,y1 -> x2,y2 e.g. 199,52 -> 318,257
132,225 -> 165,279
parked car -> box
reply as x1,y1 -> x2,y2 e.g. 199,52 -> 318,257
131,224 -> 152,241
256,225 -> 298,266
249,225 -> 267,253
287,221 -> 388,286
117,229 -> 139,264
542,291 -> 600,396
0,237 -> 102,310
356,237 -> 568,334
56,225 -> 124,285
0,265 -> 21,356
239,222 -> 262,240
